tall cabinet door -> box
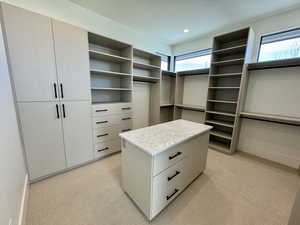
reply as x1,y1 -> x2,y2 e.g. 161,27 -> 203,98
52,20 -> 91,101
61,101 -> 93,167
18,102 -> 66,180
1,3 -> 58,102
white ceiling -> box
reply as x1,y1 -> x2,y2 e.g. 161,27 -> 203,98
70,0 -> 300,45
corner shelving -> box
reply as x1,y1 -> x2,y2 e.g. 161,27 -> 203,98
204,27 -> 253,154
133,48 -> 161,127
88,32 -> 133,104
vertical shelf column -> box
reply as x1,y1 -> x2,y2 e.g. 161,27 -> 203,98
204,27 -> 254,154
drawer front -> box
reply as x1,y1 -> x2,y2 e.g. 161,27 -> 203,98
94,126 -> 119,143
153,144 -> 185,176
94,139 -> 120,158
93,115 -> 119,128
120,114 -> 132,130
152,160 -> 185,218
92,103 -> 132,117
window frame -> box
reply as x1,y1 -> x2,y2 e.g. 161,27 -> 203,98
174,48 -> 212,72
157,52 -> 171,71
257,27 -> 300,62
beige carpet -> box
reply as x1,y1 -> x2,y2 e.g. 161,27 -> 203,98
26,150 -> 300,225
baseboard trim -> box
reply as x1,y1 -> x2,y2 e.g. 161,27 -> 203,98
18,174 -> 29,225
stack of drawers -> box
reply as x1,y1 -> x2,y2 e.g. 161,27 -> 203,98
92,103 -> 132,158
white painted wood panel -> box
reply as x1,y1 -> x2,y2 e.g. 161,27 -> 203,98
182,75 -> 208,107
132,82 -> 150,129
18,102 -> 66,180
1,3 -> 58,102
61,101 -> 93,167
244,68 -> 300,117
52,20 -> 91,101
238,119 -> 300,169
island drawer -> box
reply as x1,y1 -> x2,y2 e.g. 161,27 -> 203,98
92,103 -> 132,117
153,144 -> 185,176
94,139 -> 120,158
152,160 -> 185,217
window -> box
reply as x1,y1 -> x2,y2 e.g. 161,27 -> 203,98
258,28 -> 300,62
175,49 -> 212,72
157,53 -> 171,71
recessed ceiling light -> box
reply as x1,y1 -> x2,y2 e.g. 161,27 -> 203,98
184,29 -> 189,33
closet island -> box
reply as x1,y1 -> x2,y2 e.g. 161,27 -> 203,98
120,119 -> 212,220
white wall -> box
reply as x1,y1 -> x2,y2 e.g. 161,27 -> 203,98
172,6 -> 300,62
0,20 -> 27,225
2,0 -> 171,55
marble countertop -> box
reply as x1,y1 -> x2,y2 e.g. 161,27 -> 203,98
119,119 -> 212,156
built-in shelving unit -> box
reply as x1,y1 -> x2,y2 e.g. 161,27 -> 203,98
205,27 -> 253,154
133,48 -> 161,127
88,33 -> 133,104
174,69 -> 209,122
160,70 -> 176,122
248,57 -> 300,71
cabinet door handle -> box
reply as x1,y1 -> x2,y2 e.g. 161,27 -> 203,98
167,171 -> 181,181
96,120 -> 108,124
122,117 -> 131,120
166,189 -> 179,200
97,133 -> 108,138
96,109 -> 108,112
53,83 -> 58,98
122,129 -> 131,132
97,147 -> 109,152
55,104 -> 60,119
169,152 -> 182,160
60,83 -> 64,98
62,104 -> 66,118
122,107 -> 131,110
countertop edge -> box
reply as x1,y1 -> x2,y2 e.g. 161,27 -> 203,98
119,126 -> 212,156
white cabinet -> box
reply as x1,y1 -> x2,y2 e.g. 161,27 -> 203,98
52,20 -> 91,101
121,121 -> 211,220
18,102 -> 66,180
61,101 -> 93,167
1,3 -> 58,102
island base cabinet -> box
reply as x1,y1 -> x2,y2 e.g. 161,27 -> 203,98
121,131 -> 210,220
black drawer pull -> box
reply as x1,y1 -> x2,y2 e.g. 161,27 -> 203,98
96,109 -> 108,112
97,147 -> 109,152
122,129 -> 131,132
96,120 -> 108,124
122,107 -> 131,110
166,189 -> 179,200
97,133 -> 108,138
167,171 -> 181,181
122,117 -> 131,120
169,152 -> 182,160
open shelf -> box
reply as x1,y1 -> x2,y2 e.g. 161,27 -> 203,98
240,112 -> 300,126
133,61 -> 160,70
178,68 -> 210,76
207,99 -> 237,104
210,130 -> 232,140
212,58 -> 245,66
206,110 -> 236,117
209,141 -> 230,153
175,104 -> 205,112
160,103 -> 174,107
133,75 -> 160,83
210,73 -> 242,77
90,69 -> 131,77
213,44 -> 247,56
89,49 -> 131,63
209,87 -> 240,89
248,57 -> 300,71
162,71 -> 176,77
206,119 -> 234,128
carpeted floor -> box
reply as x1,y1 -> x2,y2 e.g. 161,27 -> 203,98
26,150 -> 300,225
